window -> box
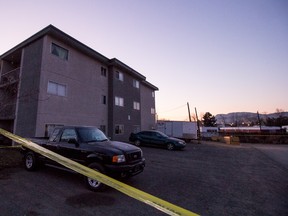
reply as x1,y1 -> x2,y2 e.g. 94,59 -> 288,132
141,131 -> 150,136
101,95 -> 106,105
60,129 -> 77,142
116,71 -> 124,81
101,67 -> 107,77
49,128 -> 61,142
133,79 -> 139,88
152,91 -> 155,98
115,96 -> 124,107
47,81 -> 66,96
115,125 -> 124,135
77,127 -> 107,142
133,101 -> 140,110
151,108 -> 155,114
99,125 -> 106,134
45,124 -> 64,138
51,43 -> 68,60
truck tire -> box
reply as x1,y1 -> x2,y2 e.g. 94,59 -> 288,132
85,163 -> 106,192
167,143 -> 175,150
24,152 -> 39,171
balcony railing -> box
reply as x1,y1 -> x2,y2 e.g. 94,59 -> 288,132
0,68 -> 20,87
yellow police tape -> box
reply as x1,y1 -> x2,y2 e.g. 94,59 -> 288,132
0,128 -> 199,216
0,145 -> 22,149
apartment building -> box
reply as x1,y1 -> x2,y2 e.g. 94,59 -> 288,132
0,25 -> 158,142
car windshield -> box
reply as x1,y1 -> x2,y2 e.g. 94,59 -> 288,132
78,127 -> 108,142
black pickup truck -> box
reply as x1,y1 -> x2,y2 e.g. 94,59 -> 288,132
21,126 -> 145,191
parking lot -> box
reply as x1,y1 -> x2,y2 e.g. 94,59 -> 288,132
0,141 -> 288,216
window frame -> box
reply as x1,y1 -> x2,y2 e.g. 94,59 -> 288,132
115,124 -> 124,135
47,81 -> 67,97
133,79 -> 140,88
115,96 -> 124,107
51,43 -> 69,60
116,71 -> 124,81
133,101 -> 140,110
101,95 -> 107,105
101,67 -> 107,77
99,125 -> 106,134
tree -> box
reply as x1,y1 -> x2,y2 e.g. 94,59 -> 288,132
266,116 -> 288,127
202,112 -> 217,127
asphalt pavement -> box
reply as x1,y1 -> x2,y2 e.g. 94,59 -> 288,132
251,144 -> 288,169
0,141 -> 287,216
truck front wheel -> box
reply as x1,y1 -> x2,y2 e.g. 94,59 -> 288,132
85,163 -> 106,192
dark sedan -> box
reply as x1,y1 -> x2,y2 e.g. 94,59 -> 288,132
129,130 -> 186,150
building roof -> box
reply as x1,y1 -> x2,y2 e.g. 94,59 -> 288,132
1,24 -> 158,90
0,25 -> 108,63
109,58 -> 146,80
142,80 -> 159,91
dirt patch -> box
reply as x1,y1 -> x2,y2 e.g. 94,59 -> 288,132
0,148 -> 22,170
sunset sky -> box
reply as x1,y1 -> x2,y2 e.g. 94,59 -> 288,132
1,0 -> 287,120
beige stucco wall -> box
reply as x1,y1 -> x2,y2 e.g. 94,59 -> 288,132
140,83 -> 156,130
35,36 -> 108,136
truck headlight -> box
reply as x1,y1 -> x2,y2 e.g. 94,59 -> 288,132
112,155 -> 126,163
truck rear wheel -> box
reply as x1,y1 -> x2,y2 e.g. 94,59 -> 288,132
24,152 -> 39,171
85,163 -> 106,192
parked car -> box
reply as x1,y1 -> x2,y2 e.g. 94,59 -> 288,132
129,130 -> 186,150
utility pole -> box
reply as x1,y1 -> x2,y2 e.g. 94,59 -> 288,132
187,102 -> 192,122
195,107 -> 201,144
257,111 -> 262,132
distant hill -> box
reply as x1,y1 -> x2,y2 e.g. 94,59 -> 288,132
215,112 -> 288,126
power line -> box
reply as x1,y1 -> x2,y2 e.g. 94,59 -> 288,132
158,104 -> 187,114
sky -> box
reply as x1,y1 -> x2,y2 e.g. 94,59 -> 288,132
1,0 -> 287,120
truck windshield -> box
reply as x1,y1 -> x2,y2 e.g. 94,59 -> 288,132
77,128 -> 108,143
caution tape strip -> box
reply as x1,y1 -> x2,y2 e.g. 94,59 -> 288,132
0,128 -> 199,216
0,145 -> 22,149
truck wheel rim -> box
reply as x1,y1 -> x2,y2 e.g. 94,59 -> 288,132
88,178 -> 101,188
88,167 -> 101,188
26,155 -> 33,168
